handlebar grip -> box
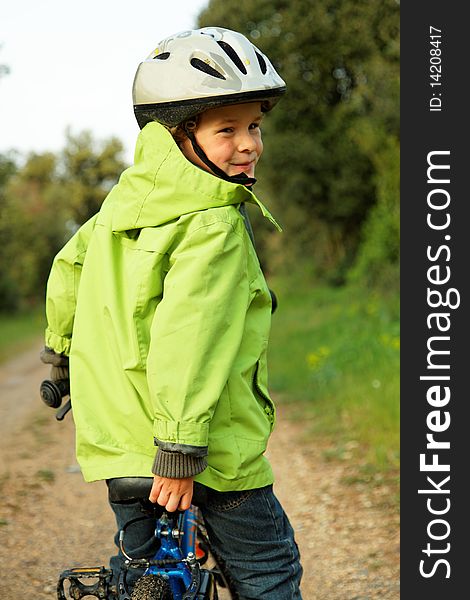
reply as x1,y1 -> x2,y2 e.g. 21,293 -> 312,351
40,378 -> 70,409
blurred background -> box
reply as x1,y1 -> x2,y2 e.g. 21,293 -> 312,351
0,0 -> 399,478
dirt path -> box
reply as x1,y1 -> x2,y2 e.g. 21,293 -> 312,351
0,342 -> 399,599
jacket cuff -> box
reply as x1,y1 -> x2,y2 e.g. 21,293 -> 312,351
44,329 -> 72,356
154,438 -> 208,457
153,419 -> 209,447
152,449 -> 207,478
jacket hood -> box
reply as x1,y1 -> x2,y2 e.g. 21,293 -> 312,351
109,122 -> 280,232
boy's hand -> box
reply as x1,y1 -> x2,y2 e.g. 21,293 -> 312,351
149,475 -> 193,512
40,347 -> 69,381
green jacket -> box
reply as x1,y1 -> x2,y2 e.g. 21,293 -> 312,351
45,122 -> 280,491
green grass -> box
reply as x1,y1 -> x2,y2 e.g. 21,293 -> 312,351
268,277 -> 399,474
0,307 -> 45,363
36,469 -> 55,483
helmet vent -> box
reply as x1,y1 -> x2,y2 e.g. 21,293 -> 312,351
190,57 -> 226,80
217,41 -> 247,75
154,52 -> 170,60
255,51 -> 267,74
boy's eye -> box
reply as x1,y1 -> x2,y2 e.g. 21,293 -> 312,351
217,122 -> 261,134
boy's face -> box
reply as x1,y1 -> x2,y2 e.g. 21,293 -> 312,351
180,102 -> 264,179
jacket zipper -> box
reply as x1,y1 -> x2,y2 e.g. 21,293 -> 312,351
253,362 -> 275,423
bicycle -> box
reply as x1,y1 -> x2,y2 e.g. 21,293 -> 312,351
40,378 -> 237,600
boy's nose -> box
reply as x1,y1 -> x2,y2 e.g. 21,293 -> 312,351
237,132 -> 257,153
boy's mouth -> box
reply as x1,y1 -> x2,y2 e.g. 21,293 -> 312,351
230,159 -> 256,173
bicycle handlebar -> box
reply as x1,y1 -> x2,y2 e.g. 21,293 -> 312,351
40,378 -> 72,420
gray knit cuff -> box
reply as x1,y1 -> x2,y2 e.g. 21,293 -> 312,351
152,449 -> 207,478
40,347 -> 69,367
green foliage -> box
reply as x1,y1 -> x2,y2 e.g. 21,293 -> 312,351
0,153 -> 64,307
0,308 -> 45,362
348,130 -> 399,289
0,152 -> 20,310
0,152 -> 17,186
268,275 -> 399,472
36,469 -> 55,483
60,129 -> 126,224
0,132 -> 125,311
198,0 -> 399,285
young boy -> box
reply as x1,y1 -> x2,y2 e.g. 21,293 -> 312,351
41,27 -> 302,599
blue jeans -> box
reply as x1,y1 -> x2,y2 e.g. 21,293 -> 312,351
109,484 -> 303,599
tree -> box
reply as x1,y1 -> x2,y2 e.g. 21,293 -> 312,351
59,129 -> 126,225
0,152 -> 19,309
0,153 -> 67,309
198,0 -> 399,284
0,132 -> 126,311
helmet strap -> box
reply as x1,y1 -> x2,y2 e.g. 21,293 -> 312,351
185,130 -> 257,187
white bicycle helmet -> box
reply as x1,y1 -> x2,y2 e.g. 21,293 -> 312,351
133,27 -> 286,129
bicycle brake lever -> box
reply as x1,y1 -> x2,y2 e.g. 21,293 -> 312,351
56,399 -> 72,421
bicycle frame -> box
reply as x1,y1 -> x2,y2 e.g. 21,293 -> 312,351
57,504 -> 214,600
119,508 -> 207,600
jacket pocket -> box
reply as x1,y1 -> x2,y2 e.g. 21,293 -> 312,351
206,433 -> 241,480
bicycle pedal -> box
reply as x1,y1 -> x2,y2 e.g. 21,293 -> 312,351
57,566 -> 113,599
